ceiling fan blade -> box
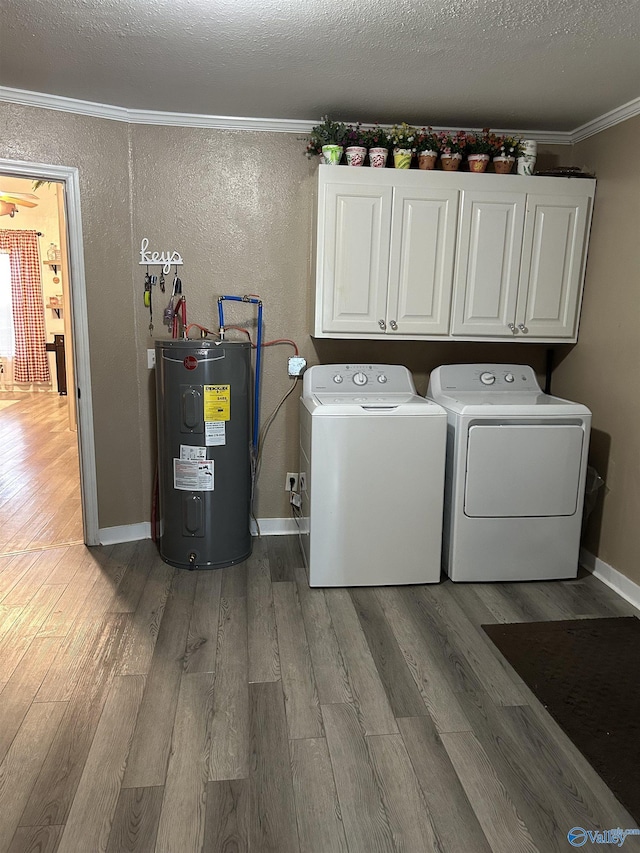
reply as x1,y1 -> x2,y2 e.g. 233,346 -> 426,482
0,192 -> 40,208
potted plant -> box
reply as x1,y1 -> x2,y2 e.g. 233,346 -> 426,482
389,123 -> 417,169
362,125 -> 390,168
306,116 -> 349,165
415,127 -> 440,170
465,128 -> 495,172
493,135 -> 523,174
437,130 -> 467,171
344,123 -> 368,167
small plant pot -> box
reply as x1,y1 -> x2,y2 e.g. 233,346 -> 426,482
345,146 -> 367,167
321,145 -> 343,165
468,154 -> 490,173
440,153 -> 462,171
493,156 -> 515,174
368,147 -> 389,168
393,148 -> 413,169
418,150 -> 438,170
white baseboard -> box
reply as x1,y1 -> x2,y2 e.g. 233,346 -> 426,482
98,517 -> 298,545
580,547 -> 640,612
250,517 -> 300,536
98,522 -> 151,545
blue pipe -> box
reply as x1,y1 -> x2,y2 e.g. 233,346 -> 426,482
217,295 -> 262,452
254,302 -> 263,451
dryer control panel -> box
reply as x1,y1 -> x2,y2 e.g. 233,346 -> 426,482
429,364 -> 542,396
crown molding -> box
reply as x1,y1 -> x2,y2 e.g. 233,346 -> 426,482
571,95 -> 640,144
1,84 -> 637,143
0,86 -> 315,133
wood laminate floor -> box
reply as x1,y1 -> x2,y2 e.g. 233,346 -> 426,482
0,393 -> 83,556
0,536 -> 638,852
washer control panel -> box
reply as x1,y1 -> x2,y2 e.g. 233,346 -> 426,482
305,363 -> 417,397
428,363 -> 542,395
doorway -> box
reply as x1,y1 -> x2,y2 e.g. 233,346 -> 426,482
0,158 -> 99,551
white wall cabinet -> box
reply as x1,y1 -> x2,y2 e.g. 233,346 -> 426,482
315,172 -> 458,336
313,165 -> 595,343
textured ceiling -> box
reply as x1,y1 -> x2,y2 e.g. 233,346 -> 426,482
0,0 -> 638,131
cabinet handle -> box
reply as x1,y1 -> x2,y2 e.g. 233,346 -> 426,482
389,320 -> 398,330
518,324 -> 529,334
508,323 -> 518,334
378,319 -> 386,330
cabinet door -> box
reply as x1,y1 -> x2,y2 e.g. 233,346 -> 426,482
451,191 -> 526,336
317,182 -> 392,334
386,187 -> 458,335
516,194 -> 591,339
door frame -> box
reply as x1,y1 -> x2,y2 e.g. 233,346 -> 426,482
0,157 -> 99,545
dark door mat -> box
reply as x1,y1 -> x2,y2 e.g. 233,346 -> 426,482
482,617 -> 640,822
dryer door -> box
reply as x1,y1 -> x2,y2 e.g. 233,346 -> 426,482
464,423 -> 584,517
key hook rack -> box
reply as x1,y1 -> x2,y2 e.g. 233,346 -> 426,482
139,237 -> 183,275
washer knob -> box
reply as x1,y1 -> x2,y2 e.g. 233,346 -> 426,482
504,373 -> 515,383
480,372 -> 496,385
333,374 -> 343,384
377,374 -> 388,384
352,372 -> 368,386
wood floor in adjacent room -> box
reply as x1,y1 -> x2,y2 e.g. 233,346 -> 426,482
0,535 -> 638,853
0,393 -> 83,555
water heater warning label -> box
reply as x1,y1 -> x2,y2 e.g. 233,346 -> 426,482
173,459 -> 214,491
205,421 -> 226,446
204,385 -> 230,421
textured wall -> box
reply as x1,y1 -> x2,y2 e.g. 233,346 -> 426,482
552,115 -> 640,585
0,102 -> 142,528
130,125 -> 317,518
0,106 -> 590,530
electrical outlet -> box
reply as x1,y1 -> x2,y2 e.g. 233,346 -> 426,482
285,472 -> 299,492
299,472 -> 307,492
147,349 -> 156,368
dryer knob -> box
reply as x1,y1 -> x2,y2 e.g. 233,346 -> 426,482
352,372 -> 368,386
480,372 -> 496,385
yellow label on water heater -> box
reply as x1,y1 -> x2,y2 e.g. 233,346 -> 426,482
204,385 -> 230,421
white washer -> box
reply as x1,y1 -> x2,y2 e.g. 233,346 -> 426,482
427,364 -> 591,582
299,363 -> 447,587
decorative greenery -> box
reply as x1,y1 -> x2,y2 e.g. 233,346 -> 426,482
389,123 -> 418,150
415,127 -> 441,153
345,123 -> 367,148
361,125 -> 390,149
464,129 -> 495,156
437,130 -> 468,157
305,116 -> 349,157
303,117 -> 525,162
494,135 -> 524,158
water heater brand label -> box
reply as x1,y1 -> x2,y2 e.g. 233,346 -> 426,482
173,458 -> 214,491
204,385 -> 230,421
183,355 -> 198,370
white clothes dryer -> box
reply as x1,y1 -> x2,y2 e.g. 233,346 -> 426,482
300,364 -> 447,587
427,364 -> 591,582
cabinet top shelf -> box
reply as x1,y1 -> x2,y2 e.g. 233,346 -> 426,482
317,164 -> 596,197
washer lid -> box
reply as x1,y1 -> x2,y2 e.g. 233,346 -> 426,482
312,393 -> 446,415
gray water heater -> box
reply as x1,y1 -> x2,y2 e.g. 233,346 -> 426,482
155,339 -> 252,569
